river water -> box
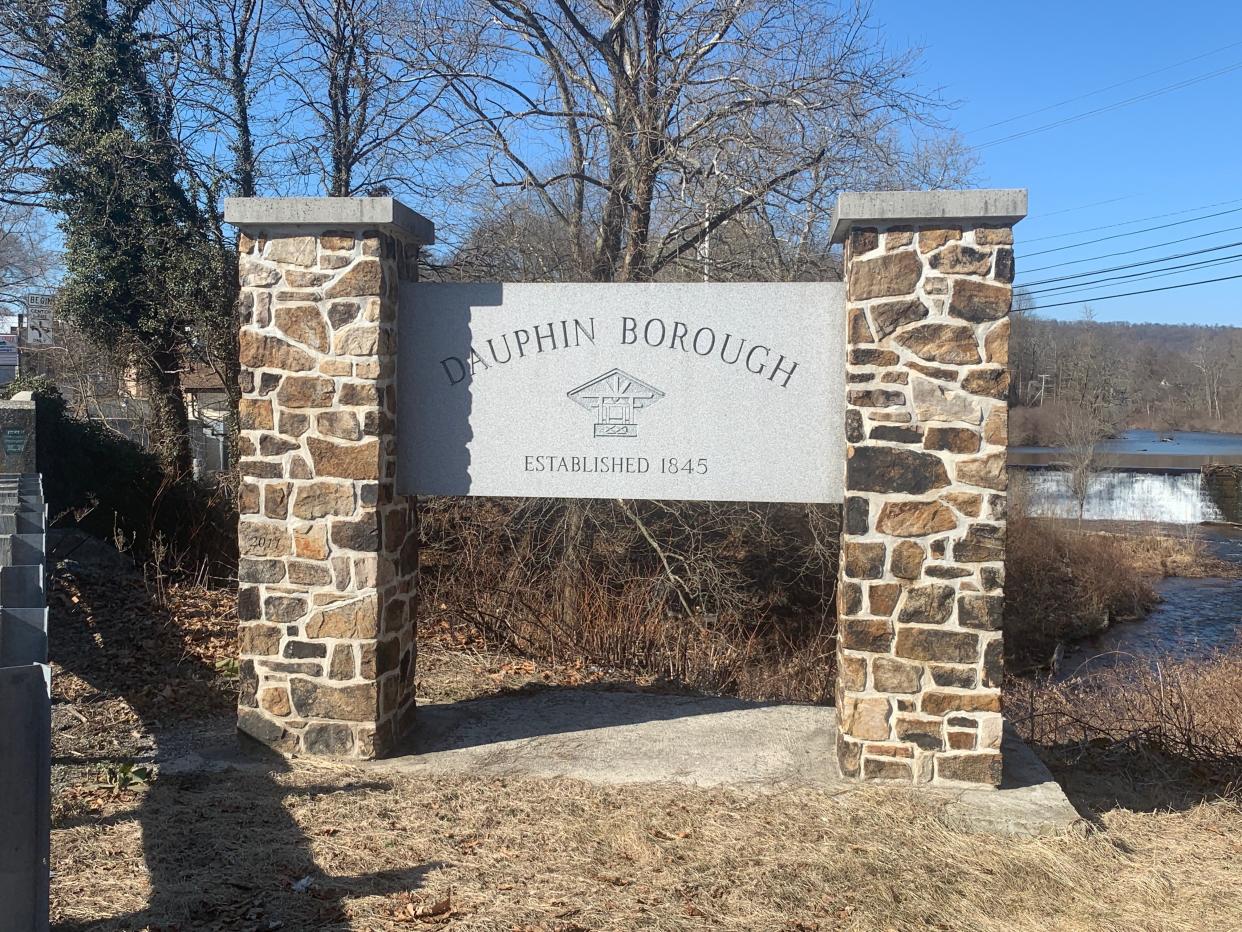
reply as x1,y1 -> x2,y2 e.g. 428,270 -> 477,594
1013,430 -> 1242,669
1012,428 -> 1242,458
1057,527 -> 1242,674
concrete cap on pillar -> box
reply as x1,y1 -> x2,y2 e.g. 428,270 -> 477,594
224,196 -> 436,245
829,189 -> 1028,243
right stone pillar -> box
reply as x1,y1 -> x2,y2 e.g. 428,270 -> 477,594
829,190 -> 1027,786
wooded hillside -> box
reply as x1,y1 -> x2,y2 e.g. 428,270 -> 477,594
1010,314 -> 1242,438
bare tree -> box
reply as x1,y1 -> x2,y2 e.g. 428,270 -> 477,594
150,0 -> 285,457
1055,398 -> 1105,521
277,0 -> 459,197
430,0 -> 971,282
0,204 -> 56,316
1191,333 -> 1229,423
158,0 -> 279,200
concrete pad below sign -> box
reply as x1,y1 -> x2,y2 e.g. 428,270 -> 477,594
156,689 -> 1079,838
372,688 -> 1080,838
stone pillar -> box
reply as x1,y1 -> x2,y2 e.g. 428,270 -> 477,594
223,197 -> 434,758
828,190 -> 1026,786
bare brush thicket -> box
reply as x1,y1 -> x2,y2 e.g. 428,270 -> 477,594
1009,653 -> 1242,791
418,496 -> 841,701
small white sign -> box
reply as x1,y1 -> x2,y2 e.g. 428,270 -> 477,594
397,282 -> 845,503
22,294 -> 54,346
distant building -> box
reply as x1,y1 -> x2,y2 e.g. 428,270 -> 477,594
181,364 -> 231,476
15,303 -> 231,477
0,331 -> 17,387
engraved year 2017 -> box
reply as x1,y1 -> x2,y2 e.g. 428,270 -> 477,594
658,457 -> 708,475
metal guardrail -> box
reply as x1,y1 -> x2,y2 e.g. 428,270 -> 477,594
0,474 -> 50,931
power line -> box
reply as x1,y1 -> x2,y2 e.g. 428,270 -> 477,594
1022,195 -> 1242,244
1019,239 -> 1242,287
1019,205 -> 1242,258
1025,194 -> 1137,221
1025,253 -> 1242,297
1026,253 -> 1242,296
1029,272 -> 1242,311
970,40 -> 1242,133
1019,224 -> 1242,274
976,60 -> 1242,149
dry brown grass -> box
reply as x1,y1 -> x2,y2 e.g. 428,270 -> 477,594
45,555 -> 1242,930
49,758 -> 1242,932
1098,526 -> 1239,579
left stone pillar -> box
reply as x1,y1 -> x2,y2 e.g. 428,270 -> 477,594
223,197 -> 435,758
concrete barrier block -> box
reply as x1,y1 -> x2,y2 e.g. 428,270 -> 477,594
0,663 -> 51,930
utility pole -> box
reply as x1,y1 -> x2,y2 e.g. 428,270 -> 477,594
1033,373 -> 1050,406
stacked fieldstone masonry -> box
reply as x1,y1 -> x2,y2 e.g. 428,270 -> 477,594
836,221 -> 1013,786
233,217 -> 421,757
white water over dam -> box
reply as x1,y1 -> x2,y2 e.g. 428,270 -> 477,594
1015,469 -> 1225,524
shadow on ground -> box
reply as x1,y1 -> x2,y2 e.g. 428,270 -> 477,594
410,684 -> 783,753
1032,744 -> 1241,817
48,563 -> 438,930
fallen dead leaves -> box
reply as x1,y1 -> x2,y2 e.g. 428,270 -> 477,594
49,561 -> 237,720
416,618 -> 633,703
384,889 -> 459,924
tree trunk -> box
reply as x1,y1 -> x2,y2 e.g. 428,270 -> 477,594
140,343 -> 194,476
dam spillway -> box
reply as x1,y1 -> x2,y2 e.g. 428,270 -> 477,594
1012,467 -> 1238,524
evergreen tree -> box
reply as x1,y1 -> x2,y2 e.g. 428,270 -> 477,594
40,0 -> 234,472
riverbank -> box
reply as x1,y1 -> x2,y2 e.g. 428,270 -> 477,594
1054,524 -> 1242,679
1002,512 -> 1240,673
1005,511 -> 1242,803
1005,514 -> 1150,671
1087,522 -> 1241,579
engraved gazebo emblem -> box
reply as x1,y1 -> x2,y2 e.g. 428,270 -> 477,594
567,368 -> 664,438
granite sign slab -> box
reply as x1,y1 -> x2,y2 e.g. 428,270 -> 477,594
397,282 -> 845,502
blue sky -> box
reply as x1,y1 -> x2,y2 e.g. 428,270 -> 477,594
16,2 -> 1241,333
885,1 -> 1242,326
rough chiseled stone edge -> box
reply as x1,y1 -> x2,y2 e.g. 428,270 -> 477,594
835,217 -> 1013,789
234,222 -> 420,759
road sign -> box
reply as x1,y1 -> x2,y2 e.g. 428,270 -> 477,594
21,294 -> 54,346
